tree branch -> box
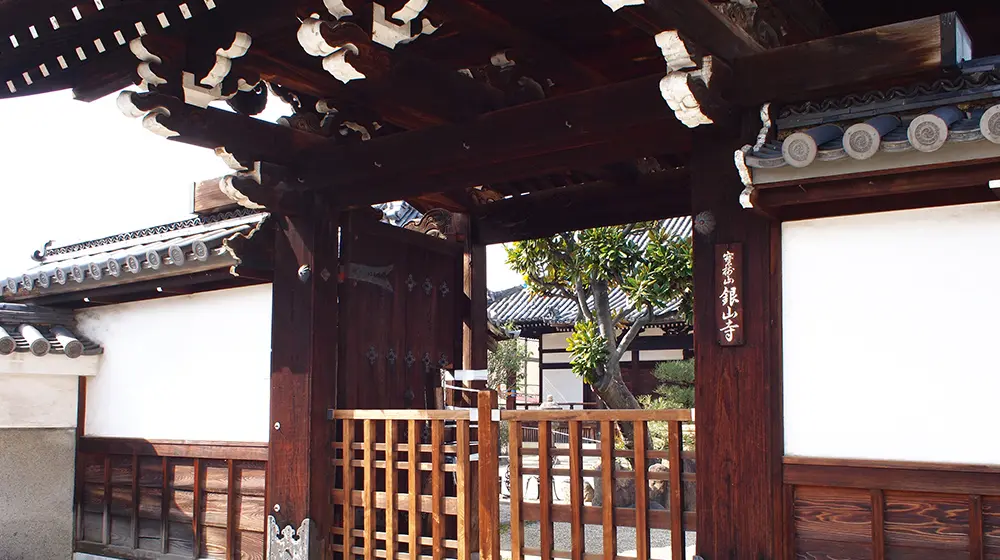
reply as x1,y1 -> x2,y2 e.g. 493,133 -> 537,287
614,305 -> 654,360
575,279 -> 594,322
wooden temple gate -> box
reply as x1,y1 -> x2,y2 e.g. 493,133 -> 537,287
3,1 -> 998,558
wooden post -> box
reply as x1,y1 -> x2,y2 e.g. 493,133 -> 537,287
478,390 -> 500,560
267,211 -> 340,558
691,120 -> 783,559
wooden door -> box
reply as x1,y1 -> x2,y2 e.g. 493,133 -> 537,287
337,215 -> 464,410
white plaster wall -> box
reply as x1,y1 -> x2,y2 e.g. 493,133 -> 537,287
782,201 -> 1000,464
0,375 -> 78,428
76,284 -> 272,442
542,368 -> 584,404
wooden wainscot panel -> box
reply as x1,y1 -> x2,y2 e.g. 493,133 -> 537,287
884,491 -> 969,559
793,486 -> 873,560
715,243 -> 744,346
74,437 -> 267,560
983,497 -> 1000,559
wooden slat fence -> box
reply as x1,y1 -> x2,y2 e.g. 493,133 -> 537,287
330,409 -> 481,560
74,437 -> 267,560
329,392 -> 696,560
502,408 -> 696,560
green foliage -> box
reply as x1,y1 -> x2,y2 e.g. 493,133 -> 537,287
505,223 -> 694,323
487,329 -> 530,392
648,359 -> 695,409
565,321 -> 608,384
487,329 -> 531,453
639,359 -> 696,450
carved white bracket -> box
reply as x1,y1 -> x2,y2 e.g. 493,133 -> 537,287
297,15 -> 367,84
392,0 -> 430,23
201,32 -> 252,88
659,72 -> 712,128
116,90 -> 178,138
737,103 -> 772,208
267,516 -> 311,560
655,31 -> 697,73
182,72 -> 231,108
220,167 -> 267,210
372,2 -> 438,49
129,37 -> 166,89
324,0 -> 353,19
602,0 -> 645,11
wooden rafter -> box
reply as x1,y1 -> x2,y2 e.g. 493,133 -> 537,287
473,170 -> 691,244
608,0 -> 763,62
425,0 -> 609,90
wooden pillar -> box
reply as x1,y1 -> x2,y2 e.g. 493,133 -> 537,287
462,214 -> 489,393
691,120 -> 783,559
266,211 -> 340,558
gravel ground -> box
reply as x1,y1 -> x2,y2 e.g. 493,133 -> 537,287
488,455 -> 696,559
497,498 -> 696,558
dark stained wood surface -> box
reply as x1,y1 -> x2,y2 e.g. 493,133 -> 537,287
786,459 -> 1000,560
75,437 -> 266,560
338,215 -> 463,410
472,175 -> 691,245
732,13 -> 970,104
691,119 -> 782,559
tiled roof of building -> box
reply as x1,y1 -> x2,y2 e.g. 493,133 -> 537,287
0,303 -> 101,358
488,216 -> 692,327
1,209 -> 268,302
747,57 -> 1000,170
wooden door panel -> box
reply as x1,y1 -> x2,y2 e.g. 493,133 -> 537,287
338,218 -> 462,410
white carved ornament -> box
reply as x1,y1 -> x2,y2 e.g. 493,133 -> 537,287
116,90 -> 179,138
267,516 -> 310,560
659,72 -> 712,128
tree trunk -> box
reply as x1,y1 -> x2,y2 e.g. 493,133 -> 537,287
592,355 -> 641,446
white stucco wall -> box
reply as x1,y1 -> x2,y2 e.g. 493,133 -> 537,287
782,201 -> 1000,464
541,369 -> 584,404
76,284 -> 272,442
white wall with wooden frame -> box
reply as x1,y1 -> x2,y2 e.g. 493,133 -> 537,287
76,284 -> 272,443
782,200 -> 1000,465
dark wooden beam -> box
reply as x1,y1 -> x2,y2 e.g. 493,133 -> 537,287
29,269 -> 264,308
426,0 -> 608,90
472,171 -> 691,244
731,13 -> 971,105
267,210 -> 340,553
762,0 -> 837,41
752,157 -> 1000,209
300,74 -> 691,206
611,0 -> 763,62
134,75 -> 690,208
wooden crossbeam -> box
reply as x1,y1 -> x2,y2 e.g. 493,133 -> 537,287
472,172 -> 691,244
730,13 -> 971,105
130,75 -> 689,208
426,0 -> 608,89
298,74 -> 690,205
609,0 -> 763,61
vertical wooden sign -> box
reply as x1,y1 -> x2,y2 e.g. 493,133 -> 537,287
716,243 -> 744,346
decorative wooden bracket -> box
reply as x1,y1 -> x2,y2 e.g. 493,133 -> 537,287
655,31 -> 728,128
116,89 -> 179,138
736,102 -> 773,210
220,160 -> 314,215
297,17 -> 390,83
372,1 -> 439,49
267,516 -> 311,560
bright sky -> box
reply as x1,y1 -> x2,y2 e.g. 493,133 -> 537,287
0,90 -> 523,290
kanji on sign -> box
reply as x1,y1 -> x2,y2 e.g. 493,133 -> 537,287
715,244 -> 744,346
